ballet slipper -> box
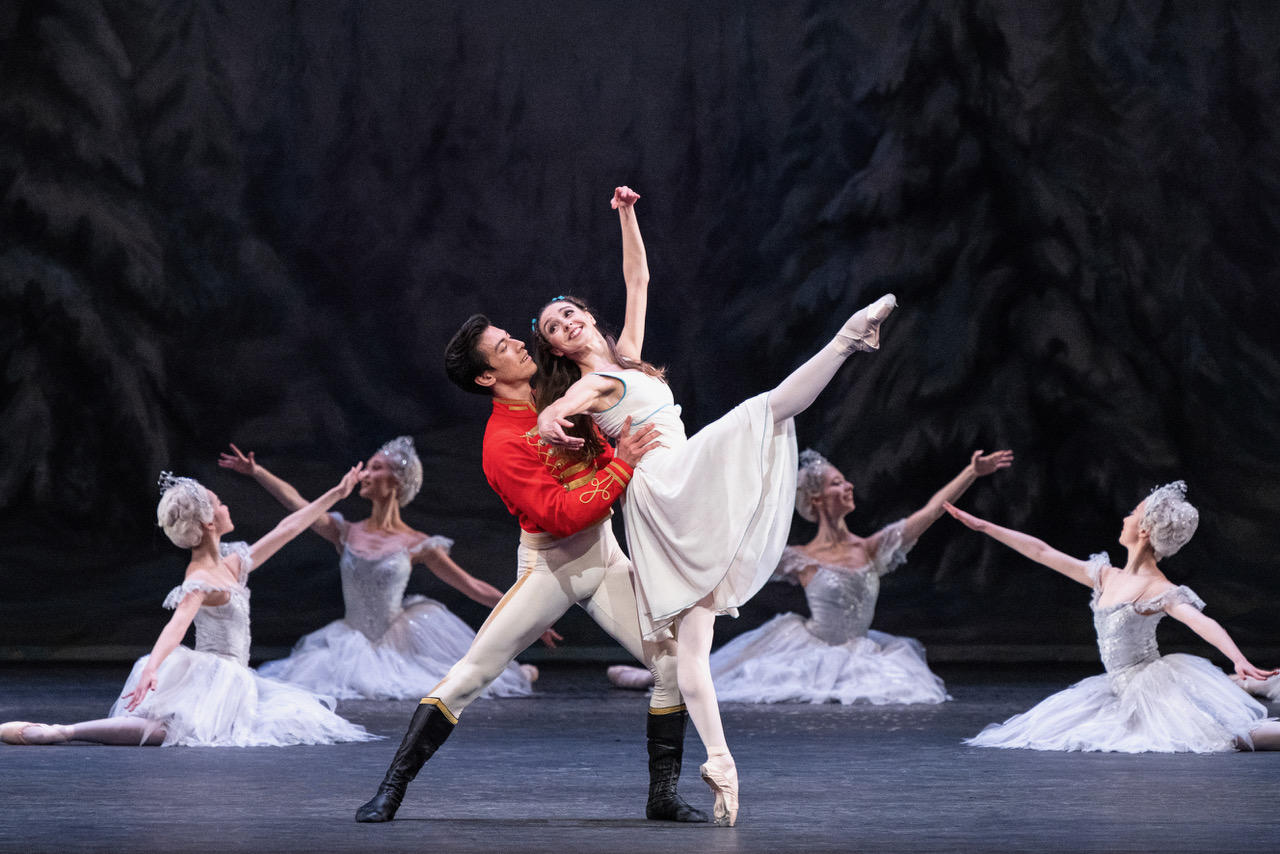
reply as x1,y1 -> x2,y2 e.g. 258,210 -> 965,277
1,721 -> 68,745
608,665 -> 654,690
699,752 -> 739,827
519,663 -> 540,683
835,293 -> 897,354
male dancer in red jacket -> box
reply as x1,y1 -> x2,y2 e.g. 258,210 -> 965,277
356,314 -> 704,823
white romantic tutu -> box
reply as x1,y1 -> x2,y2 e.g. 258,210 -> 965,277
711,613 -> 949,705
258,595 -> 532,701
109,647 -> 377,747
967,653 -> 1268,753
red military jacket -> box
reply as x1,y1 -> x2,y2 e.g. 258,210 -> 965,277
481,397 -> 634,538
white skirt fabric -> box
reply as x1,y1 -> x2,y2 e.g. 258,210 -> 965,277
109,647 -> 377,747
967,653 -> 1269,753
710,613 -> 949,705
620,392 -> 797,637
258,595 -> 533,701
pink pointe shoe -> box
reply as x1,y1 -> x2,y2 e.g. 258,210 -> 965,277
836,293 -> 897,354
699,752 -> 739,827
519,663 -> 540,683
607,665 -> 654,690
1,721 -> 69,745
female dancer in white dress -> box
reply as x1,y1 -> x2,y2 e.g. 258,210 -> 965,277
1,469 -> 377,747
945,481 -> 1280,752
609,448 -> 1012,704
531,186 -> 896,825
219,437 -> 550,700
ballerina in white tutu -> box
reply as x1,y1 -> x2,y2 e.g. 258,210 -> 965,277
219,438 -> 554,700
945,481 -> 1280,753
531,186 -> 896,825
1,468 -> 377,747
610,448 -> 1012,704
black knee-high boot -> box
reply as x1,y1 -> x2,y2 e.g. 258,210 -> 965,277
355,701 -> 456,823
645,708 -> 709,822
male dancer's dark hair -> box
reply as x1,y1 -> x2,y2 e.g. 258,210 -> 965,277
443,314 -> 495,395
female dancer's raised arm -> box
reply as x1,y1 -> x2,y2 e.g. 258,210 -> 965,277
614,185 -> 648,361
942,502 -> 1093,587
890,450 -> 1014,549
218,444 -> 344,544
1165,602 -> 1275,681
245,465 -> 363,571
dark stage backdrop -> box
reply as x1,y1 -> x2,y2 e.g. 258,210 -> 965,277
3,1 -> 1279,661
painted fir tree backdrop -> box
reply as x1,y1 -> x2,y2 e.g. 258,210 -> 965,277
2,1 -> 1278,653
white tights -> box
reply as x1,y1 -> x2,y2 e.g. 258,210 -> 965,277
674,597 -> 726,757
768,294 -> 895,424
430,523 -> 682,716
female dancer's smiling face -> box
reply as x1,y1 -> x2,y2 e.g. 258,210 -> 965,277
813,466 -> 856,518
359,453 -> 400,504
538,300 -> 597,357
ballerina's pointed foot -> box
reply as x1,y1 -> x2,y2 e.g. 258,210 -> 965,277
607,665 -> 654,690
1,721 -> 70,745
836,293 -> 897,354
699,753 -> 739,827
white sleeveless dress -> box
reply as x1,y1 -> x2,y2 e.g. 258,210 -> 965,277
710,520 -> 948,704
258,513 -> 533,700
967,553 -> 1270,752
590,370 -> 797,638
109,542 -> 377,747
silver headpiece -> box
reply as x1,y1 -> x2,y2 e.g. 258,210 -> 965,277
1141,480 -> 1199,560
157,471 -> 212,519
377,436 -> 423,506
795,449 -> 834,523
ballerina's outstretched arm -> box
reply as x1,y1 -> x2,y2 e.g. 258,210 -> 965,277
612,186 -> 648,361
122,590 -> 207,711
218,444 -> 345,545
536,373 -> 624,448
245,464 -> 362,571
890,450 -> 1015,548
1164,602 -> 1278,681
942,502 -> 1094,587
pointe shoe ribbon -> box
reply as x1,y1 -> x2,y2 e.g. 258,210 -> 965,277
699,753 -> 739,827
836,293 -> 897,354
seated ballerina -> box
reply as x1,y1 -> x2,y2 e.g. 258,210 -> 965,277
219,438 -> 553,700
946,481 -> 1280,753
609,448 -> 1013,704
1,469 -> 377,747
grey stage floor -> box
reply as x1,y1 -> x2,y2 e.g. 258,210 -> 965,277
1,662 -> 1276,854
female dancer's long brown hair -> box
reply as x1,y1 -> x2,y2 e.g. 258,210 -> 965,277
530,295 -> 665,462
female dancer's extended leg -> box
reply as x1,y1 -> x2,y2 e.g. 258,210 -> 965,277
767,294 -> 896,423
1,717 -> 164,745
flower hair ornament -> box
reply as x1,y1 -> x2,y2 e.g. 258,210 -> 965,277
532,295 -> 569,333
795,449 -> 835,523
378,436 -> 424,506
157,471 -> 212,519
1141,480 -> 1199,560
